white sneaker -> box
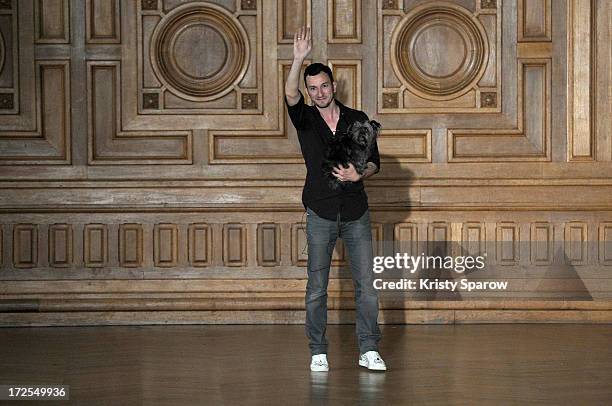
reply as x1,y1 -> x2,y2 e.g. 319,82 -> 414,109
359,351 -> 387,371
310,354 -> 329,372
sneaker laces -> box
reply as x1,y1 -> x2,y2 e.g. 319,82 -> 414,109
312,355 -> 327,366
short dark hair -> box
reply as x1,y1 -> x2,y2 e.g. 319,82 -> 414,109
303,63 -> 334,86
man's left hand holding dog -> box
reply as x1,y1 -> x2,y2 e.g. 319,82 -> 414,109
332,162 -> 378,182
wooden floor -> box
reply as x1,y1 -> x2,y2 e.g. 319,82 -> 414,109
0,324 -> 611,405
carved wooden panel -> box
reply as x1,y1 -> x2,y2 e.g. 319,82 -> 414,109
154,223 -> 178,267
380,1 -> 501,113
328,0 -> 361,43
0,61 -> 71,164
462,222 -> 486,257
394,222 -> 418,257
223,223 -> 246,267
564,221 -> 587,265
0,1 -> 611,324
49,224 -> 73,268
84,224 -> 108,268
327,59 -> 361,110
209,60 -> 306,164
518,0 -> 551,42
189,223 -> 211,267
428,221 -> 451,257
567,0 -> 594,161
257,223 -> 280,267
86,0 -> 121,44
278,0 -> 311,44
530,222 -> 553,265
140,1 -> 260,113
88,61 -> 192,164
0,2 -> 18,115
119,223 -> 143,268
600,223 -> 612,266
13,224 -> 38,268
496,222 -> 519,265
35,0 -> 70,44
448,59 -> 551,162
371,223 -> 383,258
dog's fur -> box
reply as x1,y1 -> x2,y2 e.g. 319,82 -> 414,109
322,120 -> 381,190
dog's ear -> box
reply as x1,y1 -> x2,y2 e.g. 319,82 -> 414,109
370,120 -> 381,131
349,120 -> 363,132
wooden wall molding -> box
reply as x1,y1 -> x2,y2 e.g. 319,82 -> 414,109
461,221 -> 486,257
87,61 -> 192,164
0,1 -> 611,325
149,2 -> 249,101
379,0 -> 501,113
257,223 -> 280,267
154,223 -> 178,268
1,213 -> 611,281
567,0 -> 595,161
188,223 -> 212,267
0,61 -> 71,164
86,0 -> 120,44
136,0 -> 262,116
518,0 -> 551,42
223,223 -> 247,267
49,223 -> 73,268
600,223 -> 612,266
84,224 -> 108,268
278,0 -> 311,44
119,223 -> 143,268
327,59 -> 361,110
209,61 -> 306,164
12,224 -> 38,268
448,59 -> 551,162
328,0 -> 361,43
34,0 -> 70,44
530,222 -> 553,265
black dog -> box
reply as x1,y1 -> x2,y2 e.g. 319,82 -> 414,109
322,120 -> 381,190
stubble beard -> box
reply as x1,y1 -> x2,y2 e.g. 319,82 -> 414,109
314,95 -> 334,109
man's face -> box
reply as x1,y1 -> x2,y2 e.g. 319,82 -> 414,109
305,72 -> 336,109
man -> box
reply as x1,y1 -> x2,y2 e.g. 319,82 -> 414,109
284,26 -> 386,372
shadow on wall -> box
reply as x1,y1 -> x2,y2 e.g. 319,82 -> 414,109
334,154 -> 414,349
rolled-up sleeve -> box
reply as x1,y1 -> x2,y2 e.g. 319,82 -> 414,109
368,138 -> 380,171
284,90 -> 308,130
360,112 -> 380,171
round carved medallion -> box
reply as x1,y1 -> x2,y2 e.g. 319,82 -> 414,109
150,3 -> 249,101
390,3 -> 488,100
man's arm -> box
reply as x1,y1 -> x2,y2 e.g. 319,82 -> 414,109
363,136 -> 381,179
332,162 -> 378,182
360,162 -> 379,179
333,134 -> 381,182
285,26 -> 311,106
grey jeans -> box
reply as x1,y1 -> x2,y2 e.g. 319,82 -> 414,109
305,207 -> 381,355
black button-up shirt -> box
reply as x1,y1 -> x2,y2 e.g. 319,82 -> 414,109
285,91 -> 380,221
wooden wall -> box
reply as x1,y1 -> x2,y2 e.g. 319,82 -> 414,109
0,0 -> 611,325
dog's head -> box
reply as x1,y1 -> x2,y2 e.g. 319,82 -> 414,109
349,120 -> 381,149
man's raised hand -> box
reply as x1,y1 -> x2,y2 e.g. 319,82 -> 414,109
293,26 -> 311,60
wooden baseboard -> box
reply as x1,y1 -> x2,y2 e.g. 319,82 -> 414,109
1,309 -> 612,327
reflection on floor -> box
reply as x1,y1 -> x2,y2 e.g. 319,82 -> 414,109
0,324 -> 611,405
